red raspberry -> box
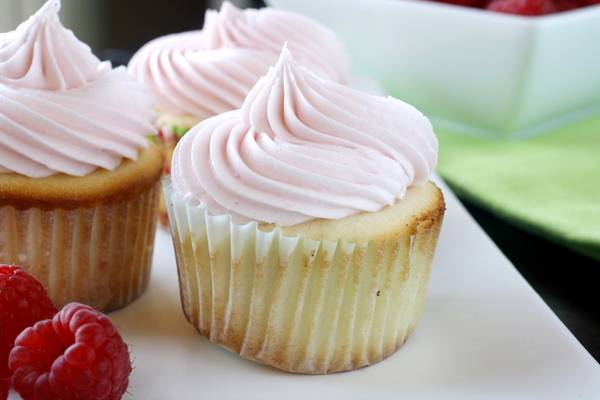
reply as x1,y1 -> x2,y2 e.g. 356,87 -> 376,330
578,0 -> 600,5
552,0 -> 582,10
432,0 -> 489,8
486,0 -> 557,14
0,265 -> 58,382
0,378 -> 8,400
9,303 -> 132,400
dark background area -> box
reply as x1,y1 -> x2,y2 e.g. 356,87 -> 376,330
97,0 -> 599,364
99,0 -> 267,64
104,1 -> 208,50
99,0 -> 210,65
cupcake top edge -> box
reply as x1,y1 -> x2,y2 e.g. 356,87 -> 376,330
0,0 -> 158,178
170,46 -> 439,227
126,1 -> 351,119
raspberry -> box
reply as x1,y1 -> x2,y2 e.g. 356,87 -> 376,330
432,0 -> 489,8
0,378 -> 8,400
552,0 -> 584,10
486,0 -> 557,14
552,0 -> 580,10
9,303 -> 131,400
578,0 -> 600,5
0,265 -> 58,382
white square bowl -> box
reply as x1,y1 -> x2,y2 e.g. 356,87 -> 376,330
267,0 -> 600,139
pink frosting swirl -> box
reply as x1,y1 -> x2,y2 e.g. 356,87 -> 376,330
0,0 -> 157,178
0,0 -> 108,90
171,47 -> 438,227
127,1 -> 351,120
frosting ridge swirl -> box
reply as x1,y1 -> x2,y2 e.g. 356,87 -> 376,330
127,1 -> 351,119
171,47 -> 438,226
0,0 -> 109,90
0,0 -> 157,178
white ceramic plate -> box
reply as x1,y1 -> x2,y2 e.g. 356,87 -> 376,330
11,176 -> 599,399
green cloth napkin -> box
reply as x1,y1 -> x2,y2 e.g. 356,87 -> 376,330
435,113 -> 600,261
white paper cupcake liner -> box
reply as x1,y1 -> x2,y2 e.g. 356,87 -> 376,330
164,179 -> 442,374
0,181 -> 161,311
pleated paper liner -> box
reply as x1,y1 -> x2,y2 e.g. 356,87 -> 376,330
164,180 -> 443,374
0,181 -> 161,312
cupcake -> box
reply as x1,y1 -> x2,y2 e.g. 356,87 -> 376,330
164,46 -> 445,374
0,0 -> 164,311
128,1 -> 351,225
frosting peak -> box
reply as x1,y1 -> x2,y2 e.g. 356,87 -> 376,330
202,1 -> 246,50
171,47 -> 438,226
0,0 -> 109,91
0,0 -> 157,178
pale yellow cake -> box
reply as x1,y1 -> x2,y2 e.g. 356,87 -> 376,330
0,143 -> 164,311
167,180 -> 445,374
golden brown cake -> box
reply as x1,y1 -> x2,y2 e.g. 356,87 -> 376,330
164,46 -> 444,373
167,181 -> 444,373
0,144 -> 163,311
0,0 -> 164,311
